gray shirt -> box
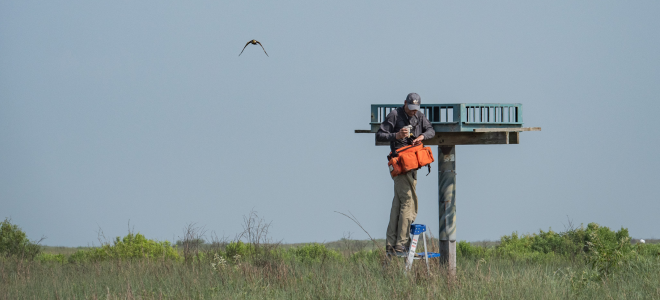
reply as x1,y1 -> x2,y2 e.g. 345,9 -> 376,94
376,106 -> 436,153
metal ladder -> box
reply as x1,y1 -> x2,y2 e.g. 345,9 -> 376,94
399,224 -> 441,273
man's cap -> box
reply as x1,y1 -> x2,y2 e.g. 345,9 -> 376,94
405,93 -> 421,110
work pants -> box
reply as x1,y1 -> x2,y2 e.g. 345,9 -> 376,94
386,170 -> 418,248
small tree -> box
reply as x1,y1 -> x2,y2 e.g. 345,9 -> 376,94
177,223 -> 207,264
0,218 -> 43,259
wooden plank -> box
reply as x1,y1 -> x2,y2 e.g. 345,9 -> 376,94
422,132 -> 508,145
375,132 -> 509,146
367,131 -> 527,145
374,132 -> 508,146
473,127 -> 541,132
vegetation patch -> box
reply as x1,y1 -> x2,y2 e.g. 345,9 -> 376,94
68,232 -> 179,263
3,215 -> 659,299
287,243 -> 342,263
0,218 -> 42,260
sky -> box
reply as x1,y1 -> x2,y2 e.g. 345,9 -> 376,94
1,1 -> 659,247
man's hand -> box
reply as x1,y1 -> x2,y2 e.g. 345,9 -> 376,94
396,127 -> 410,140
412,135 -> 424,145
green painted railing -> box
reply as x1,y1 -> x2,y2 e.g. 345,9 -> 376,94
369,103 -> 523,132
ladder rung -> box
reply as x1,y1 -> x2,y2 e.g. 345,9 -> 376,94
391,252 -> 441,259
416,252 -> 441,259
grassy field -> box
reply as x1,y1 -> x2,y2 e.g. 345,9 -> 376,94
2,252 -> 659,299
2,216 -> 659,299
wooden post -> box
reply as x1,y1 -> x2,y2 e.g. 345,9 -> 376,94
438,145 -> 456,277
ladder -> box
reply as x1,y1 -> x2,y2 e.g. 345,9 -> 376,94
393,224 -> 441,273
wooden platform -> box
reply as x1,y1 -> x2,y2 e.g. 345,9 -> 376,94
360,103 -> 540,146
355,127 -> 540,145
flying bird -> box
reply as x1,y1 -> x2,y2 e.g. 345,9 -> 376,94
239,40 -> 269,57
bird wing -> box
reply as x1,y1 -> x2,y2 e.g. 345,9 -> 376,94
256,41 -> 269,57
238,41 -> 252,56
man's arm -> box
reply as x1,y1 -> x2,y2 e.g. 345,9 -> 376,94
420,115 -> 435,140
413,114 -> 436,144
376,111 -> 399,142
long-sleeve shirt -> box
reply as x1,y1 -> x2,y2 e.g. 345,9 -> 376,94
376,106 -> 436,153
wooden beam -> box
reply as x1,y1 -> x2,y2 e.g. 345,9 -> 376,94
375,132 -> 510,146
473,127 -> 541,132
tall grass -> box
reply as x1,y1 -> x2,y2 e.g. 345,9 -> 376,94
2,253 -> 659,299
2,216 -> 659,299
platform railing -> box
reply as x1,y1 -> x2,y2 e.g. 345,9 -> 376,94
464,104 -> 522,124
370,103 -> 523,132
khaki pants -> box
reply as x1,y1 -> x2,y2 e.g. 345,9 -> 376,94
386,171 -> 418,248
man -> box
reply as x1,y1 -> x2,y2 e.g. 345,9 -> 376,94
376,93 -> 436,255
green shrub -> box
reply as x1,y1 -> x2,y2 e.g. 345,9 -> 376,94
583,223 -> 631,253
498,232 -> 532,257
67,250 -> 90,263
528,229 -> 574,254
633,243 -> 660,257
289,243 -> 342,263
457,241 -> 493,259
498,230 -> 573,257
496,223 -> 629,259
193,252 -> 207,262
221,240 -> 284,266
68,232 -> 178,263
0,218 -> 42,259
350,249 -> 381,262
584,223 -> 632,278
36,253 -> 66,264
495,222 -> 638,278
224,241 -> 254,260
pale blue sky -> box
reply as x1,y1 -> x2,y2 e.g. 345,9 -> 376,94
1,1 -> 659,246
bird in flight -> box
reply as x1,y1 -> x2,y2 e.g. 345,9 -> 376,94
239,40 -> 269,57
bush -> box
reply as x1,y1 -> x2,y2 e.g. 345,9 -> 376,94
350,249 -> 381,263
584,223 -> 632,278
633,243 -> 660,257
0,218 -> 42,259
457,241 -> 492,259
224,241 -> 254,260
498,229 -> 576,257
496,223 -> 631,259
583,223 -> 631,253
36,253 -> 66,264
289,243 -> 342,263
68,232 -> 179,262
220,240 -> 284,267
529,229 -> 577,255
494,222 -> 641,278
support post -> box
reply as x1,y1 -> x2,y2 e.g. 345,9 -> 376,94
438,145 -> 456,277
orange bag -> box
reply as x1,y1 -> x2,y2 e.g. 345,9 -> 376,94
388,156 -> 403,177
416,146 -> 435,166
387,143 -> 434,177
399,148 -> 420,172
